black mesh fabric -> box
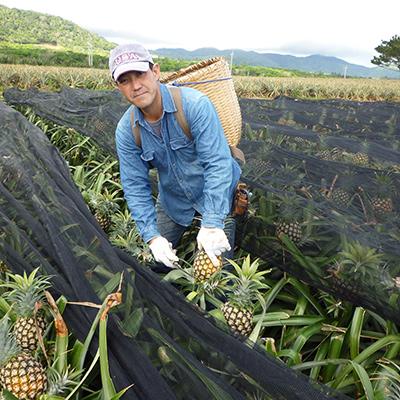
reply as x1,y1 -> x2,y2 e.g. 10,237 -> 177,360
0,100 -> 351,399
4,88 -> 400,327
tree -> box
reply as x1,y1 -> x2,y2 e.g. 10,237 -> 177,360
371,35 -> 400,70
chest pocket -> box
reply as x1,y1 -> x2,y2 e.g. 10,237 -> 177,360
170,137 -> 197,164
140,150 -> 156,169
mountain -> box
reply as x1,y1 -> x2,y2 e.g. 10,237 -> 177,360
154,47 -> 400,79
0,4 -> 115,54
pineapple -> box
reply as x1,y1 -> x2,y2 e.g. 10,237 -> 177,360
327,241 -> 386,300
1,269 -> 51,353
274,194 -> 303,244
370,173 -> 396,218
275,221 -> 302,244
351,152 -> 369,167
87,190 -> 121,233
318,147 -> 341,161
247,159 -> 273,177
0,317 -> 47,399
221,301 -> 253,337
192,250 -> 222,282
330,188 -> 352,208
371,197 -> 393,216
221,256 -> 268,337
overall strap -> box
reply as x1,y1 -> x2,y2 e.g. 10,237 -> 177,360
130,86 -> 191,148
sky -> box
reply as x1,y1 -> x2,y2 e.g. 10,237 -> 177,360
1,0 -> 399,67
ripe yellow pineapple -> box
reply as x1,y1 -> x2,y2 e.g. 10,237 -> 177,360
0,317 -> 47,399
193,250 -> 222,282
2,269 -> 51,353
221,301 -> 253,337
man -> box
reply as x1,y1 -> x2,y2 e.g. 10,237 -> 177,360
110,43 -> 241,268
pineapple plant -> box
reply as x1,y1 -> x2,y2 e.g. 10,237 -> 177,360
327,241 -> 387,301
0,317 -> 47,399
370,172 -> 396,218
192,250 -> 223,283
88,190 -> 120,233
1,269 -> 51,353
221,256 -> 268,337
274,195 -> 303,245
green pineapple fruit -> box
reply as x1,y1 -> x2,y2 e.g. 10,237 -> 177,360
0,317 -> 47,399
192,250 -> 222,282
1,269 -> 51,352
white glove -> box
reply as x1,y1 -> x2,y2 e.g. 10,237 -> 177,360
149,236 -> 179,268
197,227 -> 231,267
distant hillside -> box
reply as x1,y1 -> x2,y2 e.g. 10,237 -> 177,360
0,4 -> 115,54
154,47 -> 400,79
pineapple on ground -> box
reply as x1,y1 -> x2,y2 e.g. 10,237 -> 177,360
193,250 -> 222,283
221,256 -> 268,337
0,317 -> 47,399
1,269 -> 51,353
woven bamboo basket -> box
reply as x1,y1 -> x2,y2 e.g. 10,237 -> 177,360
161,57 -> 242,146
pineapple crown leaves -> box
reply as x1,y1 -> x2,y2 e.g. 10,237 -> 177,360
46,366 -> 82,396
275,193 -> 304,221
87,189 -> 121,216
0,316 -> 21,366
223,256 -> 270,303
1,268 -> 51,315
372,171 -> 397,197
336,241 -> 384,274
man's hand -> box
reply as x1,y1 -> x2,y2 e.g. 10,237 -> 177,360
197,227 -> 231,267
148,236 -> 179,268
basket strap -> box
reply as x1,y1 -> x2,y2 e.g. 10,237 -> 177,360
130,109 -> 142,148
168,86 -> 192,140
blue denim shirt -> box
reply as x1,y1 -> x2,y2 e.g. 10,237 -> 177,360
115,84 -> 241,243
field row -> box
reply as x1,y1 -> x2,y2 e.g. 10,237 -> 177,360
1,64 -> 400,102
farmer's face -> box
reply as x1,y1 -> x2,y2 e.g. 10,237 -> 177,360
116,64 -> 161,110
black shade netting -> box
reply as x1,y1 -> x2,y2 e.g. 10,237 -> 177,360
4,87 -> 400,326
0,102 -> 350,399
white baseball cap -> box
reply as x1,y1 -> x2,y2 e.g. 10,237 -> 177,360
109,43 -> 154,81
